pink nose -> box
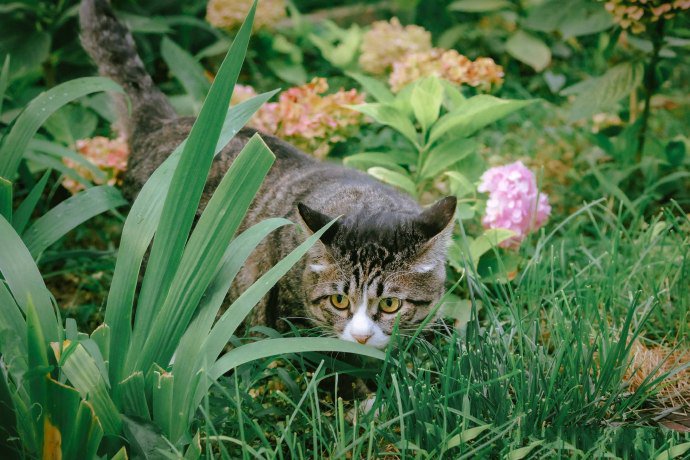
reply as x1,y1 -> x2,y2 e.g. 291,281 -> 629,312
352,333 -> 372,344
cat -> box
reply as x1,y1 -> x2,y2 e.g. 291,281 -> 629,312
79,0 -> 456,350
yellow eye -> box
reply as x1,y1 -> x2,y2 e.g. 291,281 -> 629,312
378,297 -> 401,313
330,294 -> 350,310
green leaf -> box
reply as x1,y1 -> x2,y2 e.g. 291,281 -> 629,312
350,103 -> 419,147
367,167 -> 417,197
505,31 -> 551,72
411,77 -> 443,133
448,0 -> 512,12
121,414 -> 172,460
0,178 -> 10,222
468,229 -> 516,269
43,105 -> 98,147
13,170 -> 50,234
161,37 -> 211,112
561,62 -> 644,121
61,343 -> 122,435
430,95 -> 536,144
421,138 -> 476,180
23,186 -> 126,258
655,442 -> 690,460
343,152 -> 410,173
440,79 -> 466,112
0,77 -> 123,181
0,55 -> 9,114
131,0 -> 258,370
26,300 -> 49,452
507,440 -> 544,460
444,171 -> 476,198
345,72 -> 394,104
45,377 -> 103,460
119,372 -> 150,420
0,27 -> 50,78
0,216 -> 57,342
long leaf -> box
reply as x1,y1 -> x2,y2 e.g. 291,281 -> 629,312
104,90 -> 276,388
0,77 -> 123,180
26,300 -> 49,454
0,282 -> 28,379
0,216 -> 56,342
0,55 -> 9,115
130,135 -> 274,373
13,170 -> 50,234
132,1 -> 257,350
23,185 -> 126,258
60,343 -> 122,435
0,178 -> 10,222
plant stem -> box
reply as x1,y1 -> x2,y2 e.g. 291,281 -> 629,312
635,17 -> 665,163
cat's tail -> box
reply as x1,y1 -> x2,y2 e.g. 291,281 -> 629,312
79,0 -> 176,140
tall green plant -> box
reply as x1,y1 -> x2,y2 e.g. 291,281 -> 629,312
0,2 -> 384,457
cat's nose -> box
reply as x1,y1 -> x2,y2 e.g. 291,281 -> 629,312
352,333 -> 372,344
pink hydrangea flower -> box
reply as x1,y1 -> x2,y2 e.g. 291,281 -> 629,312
477,161 -> 551,249
62,136 -> 129,194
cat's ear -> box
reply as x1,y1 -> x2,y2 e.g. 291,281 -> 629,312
297,203 -> 339,244
416,196 -> 457,240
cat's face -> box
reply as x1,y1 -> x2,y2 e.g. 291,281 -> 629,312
298,197 -> 456,349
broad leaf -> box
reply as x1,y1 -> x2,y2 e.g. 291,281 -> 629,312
430,95 -> 536,144
350,103 -> 419,146
505,31 -> 551,72
411,77 -> 443,133
367,167 -> 417,196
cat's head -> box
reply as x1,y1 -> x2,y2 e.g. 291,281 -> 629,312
297,196 -> 456,349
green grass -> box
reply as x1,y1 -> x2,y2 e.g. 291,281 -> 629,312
198,202 -> 689,459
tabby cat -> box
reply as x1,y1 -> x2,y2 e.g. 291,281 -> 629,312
80,0 -> 456,350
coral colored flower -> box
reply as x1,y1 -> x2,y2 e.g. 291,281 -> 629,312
603,0 -> 689,34
206,0 -> 286,31
62,136 -> 129,194
359,17 -> 432,75
478,161 -> 551,249
389,48 -> 503,92
249,78 -> 365,158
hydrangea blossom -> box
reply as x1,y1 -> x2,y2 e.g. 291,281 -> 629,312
478,161 -> 551,248
604,0 -> 689,34
206,0 -> 286,31
62,136 -> 129,194
231,79 -> 365,158
359,17 -> 432,75
389,48 -> 504,92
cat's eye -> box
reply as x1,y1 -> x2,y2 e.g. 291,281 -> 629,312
330,294 -> 350,310
379,297 -> 401,314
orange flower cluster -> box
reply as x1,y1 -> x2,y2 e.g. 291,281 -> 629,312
604,0 -> 690,34
62,136 -> 129,194
388,48 -> 504,92
358,17 -> 432,75
232,79 -> 365,158
206,0 -> 286,31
